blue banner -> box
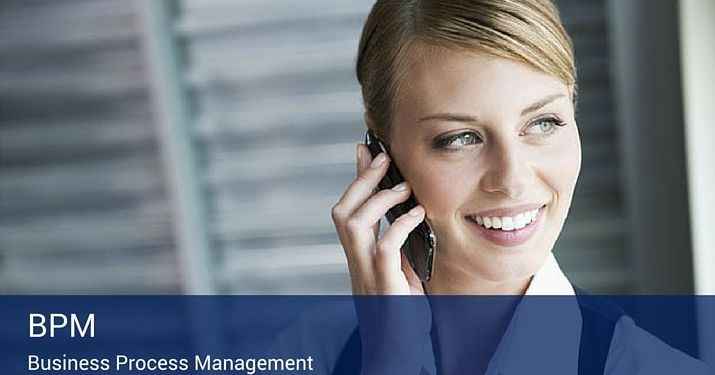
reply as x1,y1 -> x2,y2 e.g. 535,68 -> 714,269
1,296 -> 713,374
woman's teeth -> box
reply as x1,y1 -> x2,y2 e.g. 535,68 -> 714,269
470,208 -> 540,231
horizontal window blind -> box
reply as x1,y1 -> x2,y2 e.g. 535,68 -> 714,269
0,0 -> 179,293
175,0 -> 371,293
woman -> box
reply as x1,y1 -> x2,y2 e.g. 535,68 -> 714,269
332,0 -> 579,297
327,1 -> 710,374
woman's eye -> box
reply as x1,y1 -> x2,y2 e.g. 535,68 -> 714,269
433,132 -> 481,150
524,117 -> 566,136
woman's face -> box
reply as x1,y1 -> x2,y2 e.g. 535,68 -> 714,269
389,45 -> 581,289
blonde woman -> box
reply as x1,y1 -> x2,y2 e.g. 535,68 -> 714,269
327,1 -> 710,374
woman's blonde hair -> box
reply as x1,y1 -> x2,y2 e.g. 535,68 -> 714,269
357,0 -> 576,141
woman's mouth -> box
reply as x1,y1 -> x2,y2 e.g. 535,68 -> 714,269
465,205 -> 544,247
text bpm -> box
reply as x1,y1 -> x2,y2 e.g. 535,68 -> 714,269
29,313 -> 94,338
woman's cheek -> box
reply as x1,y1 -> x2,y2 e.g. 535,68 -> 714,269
556,128 -> 582,191
408,162 -> 475,222
537,130 -> 582,208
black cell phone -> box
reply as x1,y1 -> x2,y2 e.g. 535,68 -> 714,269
365,130 -> 436,282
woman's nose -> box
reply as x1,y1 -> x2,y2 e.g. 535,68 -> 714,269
479,141 -> 531,199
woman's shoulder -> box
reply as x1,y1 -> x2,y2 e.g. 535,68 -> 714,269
606,315 -> 712,375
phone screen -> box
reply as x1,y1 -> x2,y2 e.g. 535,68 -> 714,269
364,130 -> 436,282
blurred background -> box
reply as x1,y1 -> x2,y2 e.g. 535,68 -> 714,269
1,0 -> 712,295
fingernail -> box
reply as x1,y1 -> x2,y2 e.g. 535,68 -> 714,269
392,182 -> 409,191
356,144 -> 362,163
408,205 -> 425,217
370,153 -> 386,168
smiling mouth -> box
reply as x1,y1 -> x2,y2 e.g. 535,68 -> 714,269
466,206 -> 543,231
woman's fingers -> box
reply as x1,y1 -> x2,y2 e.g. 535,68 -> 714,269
349,181 -> 411,237
333,149 -> 388,222
374,205 -> 425,277
332,145 -> 390,255
333,145 -> 388,273
341,184 -> 412,273
338,180 -> 413,277
333,143 -> 427,295
355,143 -> 371,174
356,144 -> 381,238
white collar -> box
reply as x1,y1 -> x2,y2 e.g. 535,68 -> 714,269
422,253 -> 582,375
525,252 -> 577,296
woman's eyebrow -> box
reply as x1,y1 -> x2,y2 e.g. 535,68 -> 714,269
418,93 -> 566,124
520,93 -> 566,116
418,113 -> 479,124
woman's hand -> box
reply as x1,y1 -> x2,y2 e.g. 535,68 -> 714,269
332,144 -> 433,374
331,144 -> 427,295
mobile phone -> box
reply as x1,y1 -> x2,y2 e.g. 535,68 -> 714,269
364,130 -> 436,282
